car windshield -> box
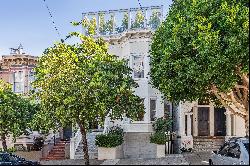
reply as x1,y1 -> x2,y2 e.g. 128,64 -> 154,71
243,142 -> 249,153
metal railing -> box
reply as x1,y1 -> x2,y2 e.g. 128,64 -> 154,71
70,129 -> 82,159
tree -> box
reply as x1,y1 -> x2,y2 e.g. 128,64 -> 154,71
150,0 -> 249,135
0,80 -> 37,151
32,32 -> 144,164
148,10 -> 161,30
131,10 -> 145,29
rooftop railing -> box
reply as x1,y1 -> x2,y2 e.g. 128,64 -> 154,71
82,5 -> 164,36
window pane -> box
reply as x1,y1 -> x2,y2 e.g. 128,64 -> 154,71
14,82 -> 23,92
136,98 -> 145,121
227,143 -> 241,158
133,55 -> 144,78
218,143 -> 230,156
150,99 -> 156,121
243,143 -> 249,153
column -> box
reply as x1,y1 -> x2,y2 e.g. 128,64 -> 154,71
96,13 -> 100,35
178,102 -> 186,136
193,105 -> 198,136
186,113 -> 193,136
209,104 -> 214,136
160,5 -> 164,21
225,110 -> 232,136
112,12 -> 116,34
144,97 -> 150,123
143,9 -> 147,28
82,14 -> 86,35
128,10 -> 131,30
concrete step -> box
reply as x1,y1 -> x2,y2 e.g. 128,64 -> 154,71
193,137 -> 225,152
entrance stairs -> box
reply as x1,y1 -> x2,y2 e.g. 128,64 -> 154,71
193,136 -> 225,152
41,140 -> 69,160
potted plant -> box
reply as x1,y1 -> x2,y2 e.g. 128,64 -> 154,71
150,117 -> 172,158
95,126 -> 124,160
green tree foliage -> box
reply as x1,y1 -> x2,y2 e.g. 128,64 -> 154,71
0,80 -> 38,151
116,12 -> 129,33
148,10 -> 161,29
32,32 -> 144,164
131,10 -> 145,29
150,0 -> 249,135
99,13 -> 115,35
82,17 -> 97,36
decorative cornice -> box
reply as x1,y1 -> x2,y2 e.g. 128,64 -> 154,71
101,29 -> 153,45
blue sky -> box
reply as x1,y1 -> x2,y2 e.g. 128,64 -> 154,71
0,0 -> 172,56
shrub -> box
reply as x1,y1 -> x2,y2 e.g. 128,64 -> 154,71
150,132 -> 168,145
32,136 -> 44,151
95,133 -> 123,148
95,125 -> 124,148
0,147 -> 17,152
152,117 -> 172,133
108,125 -> 124,136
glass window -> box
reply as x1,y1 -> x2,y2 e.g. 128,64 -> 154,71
218,143 -> 230,156
150,99 -> 156,121
132,55 -> 144,78
13,71 -> 24,93
136,98 -> 145,121
243,143 -> 249,153
29,71 -> 35,91
227,142 -> 241,158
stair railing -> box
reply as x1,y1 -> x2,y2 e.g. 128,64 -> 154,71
41,132 -> 60,159
70,128 -> 82,159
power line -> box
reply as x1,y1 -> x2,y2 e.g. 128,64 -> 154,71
137,0 -> 143,9
42,0 -> 61,38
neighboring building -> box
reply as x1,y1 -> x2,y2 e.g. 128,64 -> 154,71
173,101 -> 246,153
0,44 -> 38,95
0,45 -> 39,150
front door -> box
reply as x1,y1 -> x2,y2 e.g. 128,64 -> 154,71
198,107 -> 209,136
63,125 -> 72,141
214,107 -> 226,136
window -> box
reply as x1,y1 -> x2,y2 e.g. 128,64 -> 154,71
218,143 -> 230,156
13,71 -> 24,93
164,102 -> 170,118
227,142 -> 241,158
29,70 -> 35,91
219,142 -> 241,159
150,99 -> 156,121
136,98 -> 145,121
132,55 -> 144,78
243,143 -> 249,153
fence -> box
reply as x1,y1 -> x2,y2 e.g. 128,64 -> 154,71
165,132 -> 175,154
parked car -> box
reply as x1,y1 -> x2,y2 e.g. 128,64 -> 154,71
209,137 -> 249,165
0,152 -> 40,165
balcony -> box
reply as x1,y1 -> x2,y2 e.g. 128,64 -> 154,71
82,5 -> 164,37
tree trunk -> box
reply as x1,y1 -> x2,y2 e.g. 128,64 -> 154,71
77,121 -> 90,165
245,109 -> 249,137
1,134 -> 7,151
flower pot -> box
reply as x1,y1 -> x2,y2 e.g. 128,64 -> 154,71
98,145 -> 123,160
156,144 -> 165,158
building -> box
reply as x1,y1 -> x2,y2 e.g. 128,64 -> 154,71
69,5 -> 248,159
0,44 -> 37,95
0,45 -> 39,150
173,101 -> 246,153
70,6 -> 173,159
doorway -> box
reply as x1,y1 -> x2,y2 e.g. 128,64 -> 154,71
198,107 -> 210,136
214,107 -> 226,136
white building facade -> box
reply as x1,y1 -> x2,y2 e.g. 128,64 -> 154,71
173,101 -> 246,153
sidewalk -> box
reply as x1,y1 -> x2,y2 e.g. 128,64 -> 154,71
40,152 -> 211,165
